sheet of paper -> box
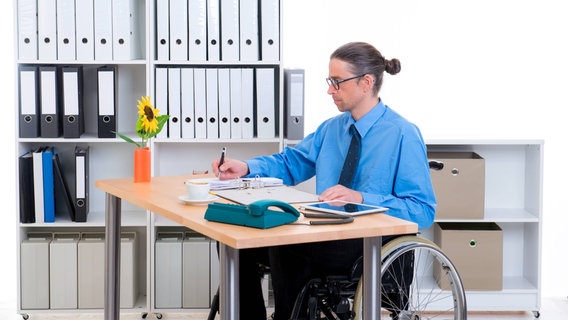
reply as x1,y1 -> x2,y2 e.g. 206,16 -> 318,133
212,186 -> 319,205
188,177 -> 284,190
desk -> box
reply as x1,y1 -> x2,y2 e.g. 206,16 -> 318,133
95,174 -> 418,320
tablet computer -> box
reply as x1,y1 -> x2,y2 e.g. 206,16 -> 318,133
300,200 -> 388,216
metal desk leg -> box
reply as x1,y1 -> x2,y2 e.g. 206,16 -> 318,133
104,193 -> 121,320
219,243 -> 239,320
363,236 -> 382,320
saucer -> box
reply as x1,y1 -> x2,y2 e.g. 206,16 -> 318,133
178,194 -> 219,206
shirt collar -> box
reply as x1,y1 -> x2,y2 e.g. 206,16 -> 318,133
349,99 -> 386,138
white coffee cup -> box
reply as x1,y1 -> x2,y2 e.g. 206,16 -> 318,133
185,179 -> 211,200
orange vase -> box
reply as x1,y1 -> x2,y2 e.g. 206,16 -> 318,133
134,147 -> 151,182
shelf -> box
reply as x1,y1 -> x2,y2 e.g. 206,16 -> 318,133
19,210 -> 148,228
19,136 -> 133,143
18,294 -> 148,314
426,138 -> 544,146
417,275 -> 538,293
153,60 -> 281,67
435,208 -> 539,223
17,59 -> 148,66
155,138 -> 282,144
414,275 -> 539,312
72,209 -> 148,227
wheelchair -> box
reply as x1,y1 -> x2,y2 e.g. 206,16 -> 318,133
289,235 -> 467,320
208,235 -> 466,320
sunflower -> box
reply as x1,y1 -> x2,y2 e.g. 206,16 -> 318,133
114,96 -> 169,149
137,96 -> 161,134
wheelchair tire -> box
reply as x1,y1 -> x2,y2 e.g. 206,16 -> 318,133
353,235 -> 467,320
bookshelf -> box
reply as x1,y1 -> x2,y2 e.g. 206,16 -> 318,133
15,0 -> 283,318
424,139 -> 543,315
14,0 -> 543,318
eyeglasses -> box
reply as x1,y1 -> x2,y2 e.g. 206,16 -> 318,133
326,74 -> 366,90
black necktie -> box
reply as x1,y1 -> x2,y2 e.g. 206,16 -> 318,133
338,124 -> 361,188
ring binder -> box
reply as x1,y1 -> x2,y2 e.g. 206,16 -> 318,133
62,66 -> 84,138
96,66 -> 117,138
284,69 -> 305,140
74,146 -> 90,222
39,66 -> 62,138
18,65 -> 40,138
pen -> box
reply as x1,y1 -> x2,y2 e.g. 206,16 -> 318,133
218,147 -> 226,177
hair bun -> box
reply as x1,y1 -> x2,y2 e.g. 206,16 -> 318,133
385,58 -> 401,75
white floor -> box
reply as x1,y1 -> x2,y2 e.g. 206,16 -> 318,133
2,296 -> 567,320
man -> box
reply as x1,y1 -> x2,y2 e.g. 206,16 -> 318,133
212,42 -> 436,320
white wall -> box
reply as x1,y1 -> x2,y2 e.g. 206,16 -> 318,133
1,0 -> 566,316
282,0 -> 568,297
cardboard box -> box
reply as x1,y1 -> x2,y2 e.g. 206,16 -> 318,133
434,222 -> 503,291
428,152 -> 485,219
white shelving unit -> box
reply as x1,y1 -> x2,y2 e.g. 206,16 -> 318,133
16,0 -> 149,317
15,0 -> 283,318
424,139 -> 543,316
15,0 -> 543,318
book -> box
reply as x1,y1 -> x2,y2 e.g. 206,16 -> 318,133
53,152 -> 76,221
74,146 -> 89,222
32,147 -> 45,223
18,151 -> 35,223
42,146 -> 55,223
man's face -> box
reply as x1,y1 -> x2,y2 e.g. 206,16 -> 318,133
327,59 -> 367,113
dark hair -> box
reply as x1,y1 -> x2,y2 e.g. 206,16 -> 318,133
330,42 -> 401,94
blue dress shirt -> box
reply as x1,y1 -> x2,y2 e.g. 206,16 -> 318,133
245,100 -> 436,229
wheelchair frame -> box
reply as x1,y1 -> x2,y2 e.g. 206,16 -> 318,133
290,235 -> 467,320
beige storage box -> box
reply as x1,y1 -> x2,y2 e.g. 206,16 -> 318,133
20,233 -> 52,310
428,152 -> 485,219
77,233 -> 105,309
155,232 -> 184,308
78,232 -> 137,309
434,222 -> 503,291
50,233 -> 80,309
183,233 -> 211,308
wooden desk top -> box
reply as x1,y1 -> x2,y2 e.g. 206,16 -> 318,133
95,174 -> 418,249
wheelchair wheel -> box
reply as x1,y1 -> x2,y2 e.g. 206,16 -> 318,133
353,235 -> 467,320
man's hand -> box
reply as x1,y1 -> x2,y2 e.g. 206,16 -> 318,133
318,184 -> 363,203
212,157 -> 249,180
